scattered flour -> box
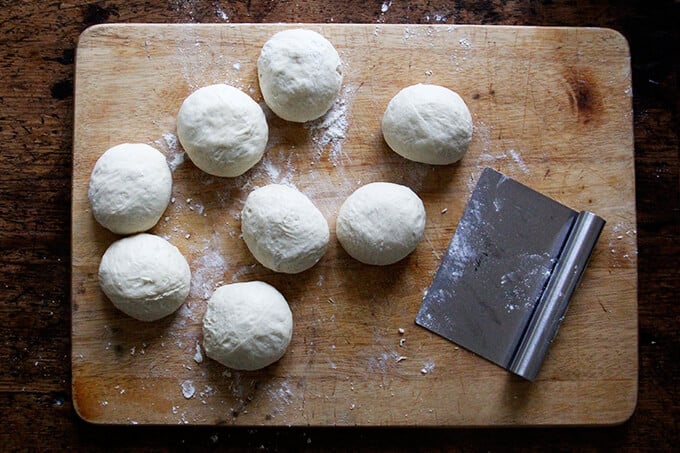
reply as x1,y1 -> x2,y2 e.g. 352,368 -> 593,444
262,157 -> 280,180
260,152 -> 296,186
173,27 -> 239,91
189,238 -> 226,300
423,14 -> 446,23
215,5 -> 229,21
477,149 -> 530,175
420,360 -> 435,375
368,351 -> 401,373
181,380 -> 196,399
193,341 -> 203,363
607,222 -> 637,267
155,132 -> 185,172
305,85 -> 355,165
162,132 -> 178,150
508,149 -> 529,173
474,121 -> 492,154
170,0 -> 198,22
199,385 -> 215,399
266,380 -> 294,409
229,263 -> 258,282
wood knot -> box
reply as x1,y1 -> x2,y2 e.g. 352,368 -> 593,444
564,68 -> 602,126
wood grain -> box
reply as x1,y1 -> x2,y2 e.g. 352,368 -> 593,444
71,24 -> 636,426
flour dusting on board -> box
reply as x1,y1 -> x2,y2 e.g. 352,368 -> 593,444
189,236 -> 226,300
306,85 -> 356,166
471,148 -> 531,192
265,380 -> 295,413
173,26 -> 242,91
507,149 -> 529,174
607,222 -> 637,267
193,341 -> 204,363
420,360 -> 435,375
155,132 -> 185,172
260,151 -> 296,187
473,120 -> 492,154
369,351 -> 401,373
181,380 -> 196,399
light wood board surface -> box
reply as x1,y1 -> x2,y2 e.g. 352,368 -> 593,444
71,24 -> 637,426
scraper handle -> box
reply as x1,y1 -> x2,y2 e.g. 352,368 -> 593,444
509,211 -> 606,381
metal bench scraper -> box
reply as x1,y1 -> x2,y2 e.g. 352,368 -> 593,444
415,167 -> 605,381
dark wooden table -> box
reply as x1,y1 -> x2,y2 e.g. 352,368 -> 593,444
1,1 -> 677,450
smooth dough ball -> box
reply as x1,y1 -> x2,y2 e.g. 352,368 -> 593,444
336,182 -> 426,265
382,84 -> 473,165
177,84 -> 268,177
257,29 -> 343,122
88,143 -> 172,235
241,184 -> 329,274
98,234 -> 191,321
202,281 -> 293,371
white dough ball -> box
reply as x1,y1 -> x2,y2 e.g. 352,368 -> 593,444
88,143 -> 172,235
241,184 -> 329,274
382,84 -> 473,165
257,29 -> 343,122
336,182 -> 426,265
202,281 -> 293,371
176,84 -> 268,177
98,234 -> 191,321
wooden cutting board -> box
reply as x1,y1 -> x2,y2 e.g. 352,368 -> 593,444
71,24 -> 637,426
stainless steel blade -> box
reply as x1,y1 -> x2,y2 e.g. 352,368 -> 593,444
415,167 -> 604,381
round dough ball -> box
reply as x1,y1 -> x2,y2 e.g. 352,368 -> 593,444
202,281 -> 293,371
336,182 -> 426,265
241,184 -> 329,274
382,84 -> 473,165
88,143 -> 172,235
257,29 -> 343,122
177,84 -> 268,177
98,234 -> 191,321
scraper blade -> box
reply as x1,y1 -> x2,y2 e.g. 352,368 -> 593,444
415,167 -> 605,381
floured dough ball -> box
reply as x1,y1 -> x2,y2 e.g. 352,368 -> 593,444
203,281 -> 293,371
257,29 -> 342,122
382,84 -> 473,165
177,84 -> 268,177
241,184 -> 329,274
88,143 -> 172,235
336,182 -> 426,265
98,234 -> 191,321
